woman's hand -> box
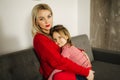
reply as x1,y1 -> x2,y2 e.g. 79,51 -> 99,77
86,70 -> 95,80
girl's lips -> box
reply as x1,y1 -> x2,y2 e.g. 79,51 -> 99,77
46,24 -> 50,27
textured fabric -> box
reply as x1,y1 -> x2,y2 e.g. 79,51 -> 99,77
71,34 -> 94,62
33,33 -> 90,79
61,45 -> 92,68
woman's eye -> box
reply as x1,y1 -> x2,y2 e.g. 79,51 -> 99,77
48,14 -> 52,18
39,18 -> 43,21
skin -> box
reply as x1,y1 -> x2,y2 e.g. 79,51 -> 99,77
36,10 -> 53,34
52,32 -> 68,47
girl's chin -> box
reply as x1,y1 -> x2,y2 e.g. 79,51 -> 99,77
59,45 -> 62,47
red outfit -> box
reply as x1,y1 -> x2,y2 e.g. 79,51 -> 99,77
53,71 -> 76,80
33,33 -> 90,80
48,44 -> 92,80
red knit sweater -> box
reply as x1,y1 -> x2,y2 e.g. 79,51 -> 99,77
33,33 -> 90,79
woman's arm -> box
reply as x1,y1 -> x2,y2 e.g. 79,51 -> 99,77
34,34 -> 90,77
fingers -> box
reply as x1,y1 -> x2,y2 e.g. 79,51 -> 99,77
92,70 -> 95,74
87,70 -> 95,80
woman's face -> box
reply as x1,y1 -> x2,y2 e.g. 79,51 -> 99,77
52,32 -> 68,47
36,10 -> 53,34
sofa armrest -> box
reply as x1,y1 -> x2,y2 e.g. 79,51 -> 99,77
92,48 -> 120,65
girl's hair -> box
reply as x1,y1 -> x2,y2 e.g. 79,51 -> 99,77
31,3 -> 53,36
50,24 -> 72,46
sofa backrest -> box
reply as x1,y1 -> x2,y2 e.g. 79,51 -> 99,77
0,34 -> 94,80
0,48 -> 42,80
71,34 -> 94,62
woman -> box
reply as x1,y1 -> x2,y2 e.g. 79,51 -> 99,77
31,3 -> 94,80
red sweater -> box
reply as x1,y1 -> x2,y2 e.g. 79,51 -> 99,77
33,33 -> 90,79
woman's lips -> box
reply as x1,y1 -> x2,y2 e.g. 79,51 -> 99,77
46,24 -> 50,27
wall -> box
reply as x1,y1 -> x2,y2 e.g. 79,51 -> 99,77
78,0 -> 90,38
0,0 -> 90,55
90,0 -> 120,52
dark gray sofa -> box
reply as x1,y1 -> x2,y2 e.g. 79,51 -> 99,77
0,34 -> 120,80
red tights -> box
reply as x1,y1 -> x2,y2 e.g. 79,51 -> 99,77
53,71 -> 76,80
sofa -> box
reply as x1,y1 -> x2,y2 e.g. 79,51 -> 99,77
0,34 -> 120,80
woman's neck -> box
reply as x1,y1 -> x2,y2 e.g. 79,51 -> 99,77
39,29 -> 52,39
40,28 -> 50,35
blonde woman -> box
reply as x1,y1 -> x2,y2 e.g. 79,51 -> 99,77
32,3 -> 94,80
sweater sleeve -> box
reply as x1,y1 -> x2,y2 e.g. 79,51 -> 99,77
34,34 -> 90,77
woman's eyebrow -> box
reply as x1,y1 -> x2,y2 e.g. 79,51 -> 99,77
38,16 -> 44,18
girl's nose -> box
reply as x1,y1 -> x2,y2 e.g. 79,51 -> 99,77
56,40 -> 60,44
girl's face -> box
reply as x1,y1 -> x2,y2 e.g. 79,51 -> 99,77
52,32 -> 68,47
36,10 -> 53,34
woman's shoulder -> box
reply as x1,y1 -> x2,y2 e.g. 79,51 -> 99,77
33,33 -> 60,50
34,33 -> 48,40
33,33 -> 55,44
34,33 -> 44,38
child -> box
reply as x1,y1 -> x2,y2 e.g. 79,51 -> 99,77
49,24 -> 93,80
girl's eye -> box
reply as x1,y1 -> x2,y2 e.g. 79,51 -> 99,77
58,36 -> 62,39
53,39 -> 57,42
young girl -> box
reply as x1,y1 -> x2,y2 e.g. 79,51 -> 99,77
49,24 -> 93,80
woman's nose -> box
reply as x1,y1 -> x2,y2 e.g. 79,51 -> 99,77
44,19 -> 48,24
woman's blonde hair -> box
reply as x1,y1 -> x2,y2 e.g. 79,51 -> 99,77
31,3 -> 53,36
50,24 -> 72,46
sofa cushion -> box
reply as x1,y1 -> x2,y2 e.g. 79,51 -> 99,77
92,61 -> 120,80
71,34 -> 94,62
0,48 -> 42,80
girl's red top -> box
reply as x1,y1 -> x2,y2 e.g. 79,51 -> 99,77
33,33 -> 90,79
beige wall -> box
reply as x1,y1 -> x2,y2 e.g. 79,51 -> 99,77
0,0 -> 91,55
